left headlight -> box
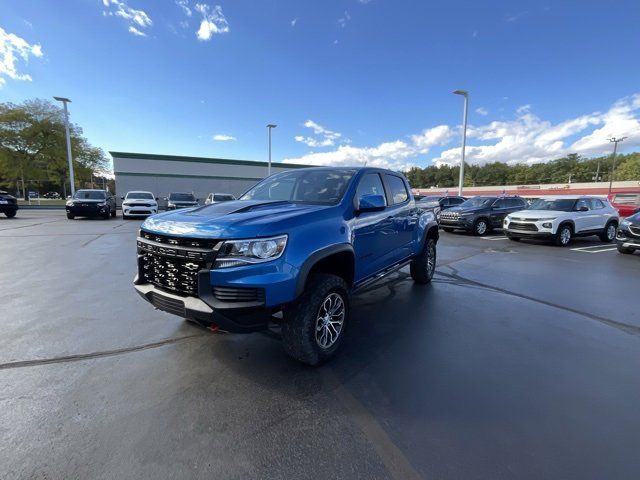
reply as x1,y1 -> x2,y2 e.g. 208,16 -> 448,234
620,220 -> 631,228
213,235 -> 288,269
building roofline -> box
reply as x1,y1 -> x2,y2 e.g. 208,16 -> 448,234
109,151 -> 314,169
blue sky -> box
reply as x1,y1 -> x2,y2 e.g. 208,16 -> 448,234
1,0 -> 639,172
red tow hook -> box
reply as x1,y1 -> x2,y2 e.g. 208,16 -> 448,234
207,324 -> 220,333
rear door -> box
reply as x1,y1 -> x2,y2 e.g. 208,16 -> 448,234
588,198 -> 608,230
382,174 -> 417,263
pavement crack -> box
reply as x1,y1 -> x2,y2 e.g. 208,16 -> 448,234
438,269 -> 640,336
81,234 -> 104,247
0,334 -> 206,371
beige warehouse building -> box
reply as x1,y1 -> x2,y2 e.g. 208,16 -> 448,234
111,152 -> 310,205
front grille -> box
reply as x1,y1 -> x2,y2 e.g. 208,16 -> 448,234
440,212 -> 459,220
140,230 -> 219,249
129,202 -> 151,207
629,226 -> 640,237
509,222 -> 538,232
138,233 -> 220,296
213,286 -> 265,303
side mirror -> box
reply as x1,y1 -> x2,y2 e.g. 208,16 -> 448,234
163,197 -> 168,201
155,197 -> 159,201
120,196 -> 124,200
357,194 -> 386,213
577,206 -> 589,212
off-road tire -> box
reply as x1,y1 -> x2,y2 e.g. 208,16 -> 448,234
410,238 -> 436,284
281,273 -> 350,366
599,221 -> 617,243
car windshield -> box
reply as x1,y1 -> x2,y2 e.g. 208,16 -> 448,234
213,194 -> 235,201
418,196 -> 441,204
73,191 -> 106,200
240,169 -> 356,205
528,198 -> 576,211
460,197 -> 494,208
169,193 -> 195,201
126,192 -> 154,200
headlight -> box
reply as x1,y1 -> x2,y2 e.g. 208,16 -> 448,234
167,202 -> 175,208
213,235 -> 287,269
620,220 -> 631,228
66,200 -> 73,206
459,212 -> 473,217
542,222 -> 552,228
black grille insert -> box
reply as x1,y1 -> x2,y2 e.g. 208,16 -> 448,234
140,231 -> 219,250
509,222 -> 538,232
630,226 -> 640,237
213,286 -> 265,303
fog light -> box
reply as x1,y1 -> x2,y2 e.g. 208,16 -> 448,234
542,222 -> 552,228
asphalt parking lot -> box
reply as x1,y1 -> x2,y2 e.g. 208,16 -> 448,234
1,210 -> 639,480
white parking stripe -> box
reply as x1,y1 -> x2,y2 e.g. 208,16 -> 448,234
482,236 -> 508,240
570,245 -> 618,253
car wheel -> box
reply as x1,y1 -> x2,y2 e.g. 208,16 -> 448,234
555,224 -> 572,246
410,237 -> 436,284
617,245 -> 635,254
111,207 -> 116,217
473,218 -> 488,236
599,221 -> 617,243
66,213 -> 75,220
281,273 -> 349,366
122,213 -> 128,220
5,211 -> 16,218
443,227 -> 454,233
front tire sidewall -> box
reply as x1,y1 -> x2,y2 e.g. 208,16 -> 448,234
474,219 -> 489,236
281,274 -> 350,366
600,222 -> 617,243
555,225 -> 572,246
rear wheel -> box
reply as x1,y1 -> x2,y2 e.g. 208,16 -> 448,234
473,218 -> 488,236
281,274 -> 349,366
599,221 -> 617,243
617,245 -> 635,254
410,237 -> 436,284
555,224 -> 572,246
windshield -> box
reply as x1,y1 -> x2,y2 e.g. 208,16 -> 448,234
528,198 -> 576,211
418,196 -> 441,204
169,193 -> 196,201
126,192 -> 154,200
460,197 -> 494,208
74,190 -> 106,200
240,169 -> 356,205
214,194 -> 235,201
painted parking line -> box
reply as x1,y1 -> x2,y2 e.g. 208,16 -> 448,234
570,245 -> 618,253
482,235 -> 508,241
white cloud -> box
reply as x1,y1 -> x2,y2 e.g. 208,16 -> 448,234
475,107 -> 488,116
506,11 -> 528,22
103,0 -> 152,36
176,0 -> 192,16
295,120 -> 344,148
337,11 -> 351,28
290,18 -> 298,27
285,95 -> 640,171
195,4 -> 229,41
213,134 -> 236,141
0,27 -> 44,87
358,0 -> 373,4
433,94 -> 640,167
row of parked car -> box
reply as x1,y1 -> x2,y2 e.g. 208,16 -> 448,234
417,193 -> 640,255
64,189 -> 236,220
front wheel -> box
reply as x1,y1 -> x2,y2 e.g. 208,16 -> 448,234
66,213 -> 75,220
281,274 -> 349,366
410,237 -> 436,284
473,218 -> 489,236
555,224 -> 572,246
599,222 -> 617,243
4,210 -> 16,218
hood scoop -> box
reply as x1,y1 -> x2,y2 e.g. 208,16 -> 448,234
184,200 -> 292,217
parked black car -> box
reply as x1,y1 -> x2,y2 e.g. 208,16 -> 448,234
616,211 -> 640,255
66,189 -> 116,219
439,195 -> 528,235
0,190 -> 18,218
417,195 -> 466,221
165,192 -> 199,210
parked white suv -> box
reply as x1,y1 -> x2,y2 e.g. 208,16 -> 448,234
121,191 -> 158,219
503,196 -> 619,246
204,193 -> 235,204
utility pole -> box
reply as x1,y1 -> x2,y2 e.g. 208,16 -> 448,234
53,96 -> 76,196
453,90 -> 469,196
594,160 -> 601,182
607,137 -> 626,195
266,124 -> 277,176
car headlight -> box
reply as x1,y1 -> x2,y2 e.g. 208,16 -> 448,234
167,202 -> 175,208
213,235 -> 288,269
620,220 -> 631,228
542,222 -> 552,228
66,200 -> 73,206
459,212 -> 473,217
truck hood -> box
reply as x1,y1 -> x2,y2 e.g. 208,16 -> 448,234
142,200 -> 332,238
508,210 -> 566,219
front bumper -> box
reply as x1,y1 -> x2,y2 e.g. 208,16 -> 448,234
616,229 -> 640,250
439,217 -> 473,229
124,206 -> 158,216
67,203 -> 109,217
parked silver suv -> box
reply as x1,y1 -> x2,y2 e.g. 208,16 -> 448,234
503,196 -> 619,246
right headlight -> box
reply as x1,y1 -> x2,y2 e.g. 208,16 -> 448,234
213,235 -> 288,269
620,220 -> 631,228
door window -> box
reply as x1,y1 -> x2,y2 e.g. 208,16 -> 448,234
589,198 -> 605,210
450,197 -> 465,205
493,199 -> 507,208
575,199 -> 590,211
385,175 -> 409,204
356,173 -> 386,205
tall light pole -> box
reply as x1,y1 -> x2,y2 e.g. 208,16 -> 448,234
53,96 -> 75,196
607,136 -> 626,195
266,124 -> 277,176
453,90 -> 469,196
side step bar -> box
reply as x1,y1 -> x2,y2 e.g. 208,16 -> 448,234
352,258 -> 413,293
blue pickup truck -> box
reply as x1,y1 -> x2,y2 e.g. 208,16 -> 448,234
134,167 -> 439,365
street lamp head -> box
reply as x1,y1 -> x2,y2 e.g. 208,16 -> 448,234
266,124 -> 277,129
53,96 -> 71,103
453,89 -> 468,97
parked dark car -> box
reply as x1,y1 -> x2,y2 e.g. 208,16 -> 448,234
165,192 -> 199,210
0,190 -> 18,218
66,189 -> 116,219
616,211 -> 640,255
417,195 -> 466,221
439,195 -> 528,235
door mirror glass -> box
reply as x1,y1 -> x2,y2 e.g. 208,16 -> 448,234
358,194 -> 386,212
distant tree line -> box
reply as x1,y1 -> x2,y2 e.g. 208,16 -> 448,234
405,152 -> 640,189
0,99 -> 111,198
